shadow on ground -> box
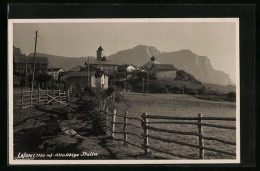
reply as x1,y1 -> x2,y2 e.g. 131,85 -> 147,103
13,103 -> 155,160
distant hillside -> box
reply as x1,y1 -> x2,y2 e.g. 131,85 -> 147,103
109,45 -> 163,66
203,83 -> 236,93
28,53 -> 96,71
158,50 -> 232,85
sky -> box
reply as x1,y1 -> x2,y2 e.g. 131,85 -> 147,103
13,21 -> 237,82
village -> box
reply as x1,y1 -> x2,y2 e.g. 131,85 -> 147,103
13,45 -> 192,94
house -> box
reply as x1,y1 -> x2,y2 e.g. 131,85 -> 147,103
141,56 -> 177,79
150,64 -> 177,79
60,71 -> 95,88
13,46 -> 49,75
94,71 -> 109,89
47,68 -> 65,80
126,64 -> 137,72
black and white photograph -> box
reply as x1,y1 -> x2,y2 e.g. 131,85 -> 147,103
8,18 -> 239,164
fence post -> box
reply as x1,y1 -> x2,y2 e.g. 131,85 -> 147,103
30,90 -> 33,106
142,112 -> 149,155
21,90 -> 24,109
111,109 -> 116,138
197,113 -> 204,159
123,110 -> 128,145
38,87 -> 40,104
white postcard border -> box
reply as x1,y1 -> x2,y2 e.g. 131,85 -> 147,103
8,18 -> 240,165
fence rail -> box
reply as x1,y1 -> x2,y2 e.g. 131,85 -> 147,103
141,113 -> 236,159
15,88 -> 71,109
144,115 -> 236,121
102,108 -> 236,159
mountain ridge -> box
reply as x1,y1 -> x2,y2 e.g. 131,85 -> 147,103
109,45 -> 232,85
28,45 -> 233,85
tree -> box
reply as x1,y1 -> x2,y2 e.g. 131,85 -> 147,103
35,72 -> 54,89
116,72 -> 126,79
136,71 -> 148,80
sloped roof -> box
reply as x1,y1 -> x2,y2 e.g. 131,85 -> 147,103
141,61 -> 160,70
97,46 -> 103,51
127,65 -> 137,69
84,65 -> 101,72
151,64 -> 177,71
95,71 -> 109,77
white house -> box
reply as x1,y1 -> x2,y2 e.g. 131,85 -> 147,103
93,71 -> 109,90
47,68 -> 66,80
126,65 -> 137,72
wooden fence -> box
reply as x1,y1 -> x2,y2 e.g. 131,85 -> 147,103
15,88 -> 71,109
102,109 -> 236,159
102,108 -> 145,150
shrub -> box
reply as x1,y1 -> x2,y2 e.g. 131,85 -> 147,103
158,86 -> 168,93
77,88 -> 118,135
169,87 -> 182,94
71,86 -> 82,97
84,86 -> 94,96
114,91 -> 122,103
227,92 -> 236,98
106,86 -> 115,96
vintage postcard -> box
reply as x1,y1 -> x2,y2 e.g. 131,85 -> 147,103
8,18 -> 240,165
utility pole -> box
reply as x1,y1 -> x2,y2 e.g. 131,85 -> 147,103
24,53 -> 31,88
24,54 -> 32,74
31,31 -> 38,91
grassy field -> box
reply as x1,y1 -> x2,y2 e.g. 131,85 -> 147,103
112,91 -> 236,159
115,91 -> 236,117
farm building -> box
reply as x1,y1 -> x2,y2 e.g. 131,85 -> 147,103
150,64 -> 177,79
141,56 -> 177,79
13,46 -> 49,75
47,68 -> 65,80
